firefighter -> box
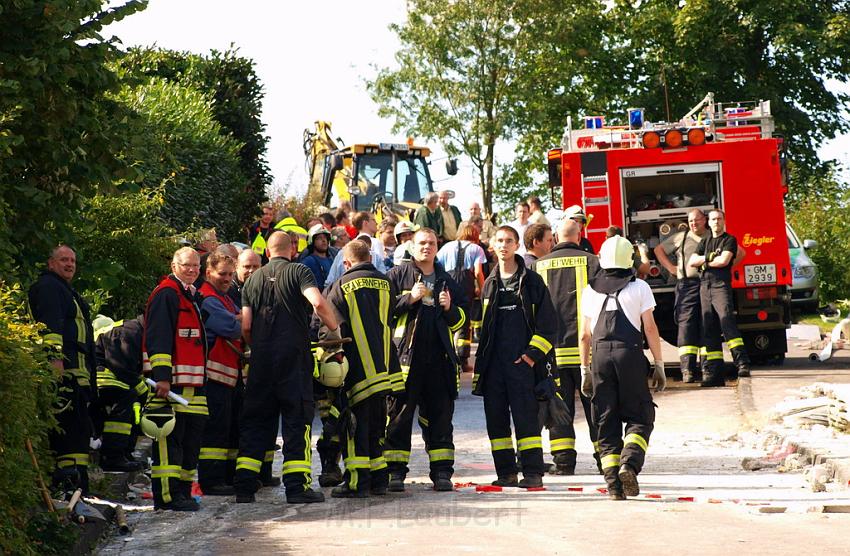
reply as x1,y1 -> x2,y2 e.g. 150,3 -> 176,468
198,252 -> 244,496
384,227 -> 468,492
563,205 -> 595,254
532,218 -> 601,475
143,247 -> 209,511
472,226 -> 557,488
314,385 -> 343,488
688,209 -> 751,386
324,240 -> 396,497
654,209 -> 709,383
28,245 -> 96,494
94,316 -> 147,473
579,235 -> 665,500
235,231 -> 340,504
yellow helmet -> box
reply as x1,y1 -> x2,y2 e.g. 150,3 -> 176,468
315,347 -> 349,388
139,406 -> 176,441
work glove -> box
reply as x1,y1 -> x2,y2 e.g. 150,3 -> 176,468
651,360 -> 667,393
318,325 -> 344,357
580,365 -> 593,398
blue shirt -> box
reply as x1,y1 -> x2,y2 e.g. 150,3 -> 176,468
325,248 -> 386,286
302,253 -> 334,290
436,240 -> 486,272
201,295 -> 241,346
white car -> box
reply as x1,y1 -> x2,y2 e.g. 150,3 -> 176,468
787,222 -> 819,312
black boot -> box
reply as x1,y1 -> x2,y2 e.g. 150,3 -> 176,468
432,471 -> 453,492
286,488 -> 325,504
593,453 -> 603,475
618,464 -> 639,497
318,454 -> 343,487
331,484 -> 369,498
202,484 -> 234,496
491,474 -> 518,487
101,454 -> 143,473
388,473 -> 406,492
518,474 -> 543,488
603,467 -> 625,500
551,452 -> 576,475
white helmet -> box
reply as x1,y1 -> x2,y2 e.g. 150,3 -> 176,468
140,406 -> 176,441
393,221 -> 418,242
308,223 -> 331,246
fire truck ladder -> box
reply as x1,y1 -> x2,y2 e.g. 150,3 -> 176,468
581,171 -> 614,234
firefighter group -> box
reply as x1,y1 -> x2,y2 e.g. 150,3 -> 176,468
28,194 -> 751,509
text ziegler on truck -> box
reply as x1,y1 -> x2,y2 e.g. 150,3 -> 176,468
547,93 -> 792,364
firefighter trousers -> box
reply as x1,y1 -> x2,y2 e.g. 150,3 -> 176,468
341,396 -> 388,492
483,360 -> 544,477
235,369 -> 315,496
549,365 -> 597,467
97,382 -> 145,459
316,389 -> 342,470
199,380 -> 243,489
51,378 -> 93,493
700,277 -> 750,372
151,411 -> 207,506
590,340 -> 655,477
675,278 -> 702,373
385,375 -> 455,481
455,298 -> 481,366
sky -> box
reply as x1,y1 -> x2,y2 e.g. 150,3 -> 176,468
106,1 -> 848,216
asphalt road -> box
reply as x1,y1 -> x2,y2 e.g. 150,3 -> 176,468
101,343 -> 850,555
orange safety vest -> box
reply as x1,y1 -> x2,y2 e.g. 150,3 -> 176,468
198,282 -> 243,387
142,277 -> 206,387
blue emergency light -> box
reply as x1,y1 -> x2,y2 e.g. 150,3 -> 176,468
585,116 -> 604,129
628,108 -> 644,129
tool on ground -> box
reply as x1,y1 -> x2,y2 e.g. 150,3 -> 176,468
114,506 -> 131,535
67,488 -> 84,523
25,437 -> 55,512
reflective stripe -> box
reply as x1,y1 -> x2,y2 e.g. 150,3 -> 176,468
418,415 -> 430,428
601,454 -> 621,469
624,433 -> 648,452
134,378 -> 149,396
149,353 -> 172,367
529,334 -> 553,354
348,373 -> 392,406
180,468 -> 197,481
384,450 -> 410,463
44,332 -> 63,348
726,337 -> 745,349
157,437 -> 172,502
282,460 -> 312,474
481,298 -> 490,323
206,360 -> 239,386
705,350 -> 724,361
550,437 -> 576,451
57,453 -> 89,467
370,456 -> 387,471
517,436 -> 542,451
448,307 -> 466,332
344,456 -> 371,469
264,450 -> 275,463
592,441 -> 600,452
103,421 -> 133,435
346,289 -> 378,377
490,437 -> 514,451
379,287 -> 391,370
97,369 -> 131,390
199,447 -> 229,461
678,345 -> 700,356
151,465 -> 181,478
236,457 -> 262,473
394,312 -> 408,340
428,448 -> 454,462
251,232 -> 267,255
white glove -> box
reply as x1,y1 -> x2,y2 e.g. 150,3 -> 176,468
652,360 -> 667,392
580,365 -> 593,398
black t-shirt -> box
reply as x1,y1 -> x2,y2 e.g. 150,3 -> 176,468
697,232 -> 737,282
242,257 -> 317,342
495,271 -> 526,362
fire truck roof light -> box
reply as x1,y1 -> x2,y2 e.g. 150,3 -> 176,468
664,129 -> 683,148
642,131 -> 660,148
687,128 -> 706,146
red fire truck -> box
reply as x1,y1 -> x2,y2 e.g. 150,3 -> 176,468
547,93 -> 791,363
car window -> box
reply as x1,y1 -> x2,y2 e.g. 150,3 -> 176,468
786,223 -> 800,249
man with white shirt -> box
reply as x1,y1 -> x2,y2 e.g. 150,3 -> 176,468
578,235 -> 665,500
508,202 -> 531,255
325,212 -> 387,284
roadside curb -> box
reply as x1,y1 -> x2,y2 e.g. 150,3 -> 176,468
737,377 -> 850,491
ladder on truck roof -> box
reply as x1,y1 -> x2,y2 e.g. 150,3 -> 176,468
581,159 -> 614,237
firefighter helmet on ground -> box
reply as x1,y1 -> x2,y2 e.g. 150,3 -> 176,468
140,406 -> 176,441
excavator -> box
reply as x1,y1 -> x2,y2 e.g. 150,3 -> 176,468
303,121 -> 457,221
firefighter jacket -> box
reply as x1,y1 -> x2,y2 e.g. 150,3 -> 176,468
199,282 -> 244,388
472,255 -> 557,396
532,242 -> 600,368
325,262 -> 397,406
28,270 -> 96,389
143,275 -> 207,388
386,260 -> 468,399
95,317 -> 147,395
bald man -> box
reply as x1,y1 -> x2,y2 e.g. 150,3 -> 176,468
235,231 -> 340,504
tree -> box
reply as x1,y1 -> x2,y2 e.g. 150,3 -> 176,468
0,0 -> 147,286
118,47 -> 272,227
369,0 -> 606,215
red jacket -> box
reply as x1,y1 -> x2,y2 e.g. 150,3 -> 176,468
199,282 -> 243,387
142,276 -> 206,387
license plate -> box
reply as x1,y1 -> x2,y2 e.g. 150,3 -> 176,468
744,264 -> 776,285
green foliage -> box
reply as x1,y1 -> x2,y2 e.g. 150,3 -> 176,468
0,285 -> 66,555
787,170 -> 850,301
117,46 -> 271,227
73,189 -> 178,318
114,77 -> 249,240
0,0 -> 147,286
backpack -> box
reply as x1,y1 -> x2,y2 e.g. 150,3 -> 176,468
450,241 -> 476,301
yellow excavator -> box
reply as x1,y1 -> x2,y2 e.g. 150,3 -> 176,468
303,121 -> 456,220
